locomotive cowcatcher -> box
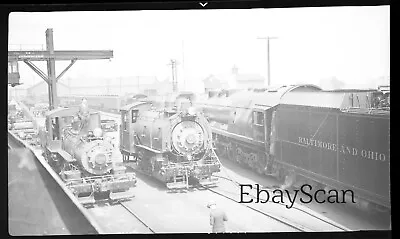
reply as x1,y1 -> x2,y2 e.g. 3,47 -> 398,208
39,100 -> 137,204
119,100 -> 221,189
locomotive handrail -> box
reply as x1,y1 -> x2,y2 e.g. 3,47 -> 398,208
341,107 -> 390,115
65,173 -> 135,184
135,144 -> 162,154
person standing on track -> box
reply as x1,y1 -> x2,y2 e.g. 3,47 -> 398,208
207,200 -> 228,233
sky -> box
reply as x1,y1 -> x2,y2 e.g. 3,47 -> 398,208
8,6 -> 390,92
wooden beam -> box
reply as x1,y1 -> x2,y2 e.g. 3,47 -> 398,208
23,60 -> 49,84
8,50 -> 113,61
56,59 -> 77,83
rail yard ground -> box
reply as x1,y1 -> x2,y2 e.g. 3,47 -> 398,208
8,105 -> 390,234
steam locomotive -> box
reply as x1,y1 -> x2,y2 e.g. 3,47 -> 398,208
39,100 -> 137,204
196,85 -> 390,212
119,94 -> 221,189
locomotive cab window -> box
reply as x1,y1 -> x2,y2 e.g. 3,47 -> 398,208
132,110 -> 139,123
253,111 -> 264,126
52,117 -> 60,140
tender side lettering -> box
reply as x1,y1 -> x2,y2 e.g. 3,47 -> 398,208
298,137 -> 386,162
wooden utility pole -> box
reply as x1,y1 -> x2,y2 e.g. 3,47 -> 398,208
257,36 -> 278,87
167,59 -> 179,92
182,40 -> 185,90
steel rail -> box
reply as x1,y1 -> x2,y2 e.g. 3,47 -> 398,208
118,202 -> 156,233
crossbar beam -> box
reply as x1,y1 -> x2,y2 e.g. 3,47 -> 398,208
8,50 -> 113,61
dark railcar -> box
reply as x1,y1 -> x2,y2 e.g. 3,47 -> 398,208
197,85 -> 390,211
274,90 -> 390,210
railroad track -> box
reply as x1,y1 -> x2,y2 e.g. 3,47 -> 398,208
84,199 -> 156,234
209,163 -> 350,232
196,184 -> 308,232
118,202 -> 156,233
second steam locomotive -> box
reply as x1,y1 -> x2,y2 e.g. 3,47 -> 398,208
119,95 -> 221,189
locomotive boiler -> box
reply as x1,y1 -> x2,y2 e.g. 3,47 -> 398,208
196,85 -> 390,212
39,100 -> 136,204
61,127 -> 115,175
120,100 -> 220,189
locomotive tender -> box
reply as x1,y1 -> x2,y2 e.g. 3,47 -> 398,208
39,100 -> 137,204
196,85 -> 390,211
119,97 -> 221,189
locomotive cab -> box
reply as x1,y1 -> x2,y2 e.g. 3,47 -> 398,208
252,110 -> 266,142
120,101 -> 152,159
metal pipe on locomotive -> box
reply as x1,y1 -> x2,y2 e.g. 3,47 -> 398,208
39,99 -> 137,204
120,94 -> 221,189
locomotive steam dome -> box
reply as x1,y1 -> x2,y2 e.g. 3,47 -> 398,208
171,120 -> 205,157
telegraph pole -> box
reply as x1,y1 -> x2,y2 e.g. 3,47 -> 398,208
182,40 -> 185,90
167,59 -> 179,92
257,36 -> 278,87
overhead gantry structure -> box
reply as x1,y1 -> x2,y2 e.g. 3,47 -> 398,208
8,28 -> 113,110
